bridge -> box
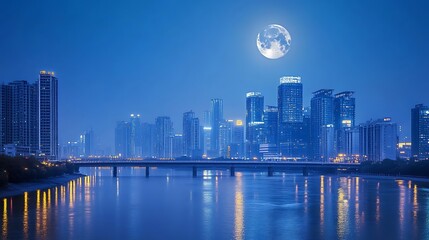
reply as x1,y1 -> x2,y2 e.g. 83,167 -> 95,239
71,159 -> 361,177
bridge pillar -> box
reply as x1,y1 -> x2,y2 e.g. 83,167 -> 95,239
230,167 -> 235,177
145,167 -> 150,177
303,167 -> 308,176
192,166 -> 197,177
113,166 -> 118,178
268,167 -> 273,177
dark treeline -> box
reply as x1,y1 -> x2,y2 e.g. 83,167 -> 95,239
361,159 -> 429,177
0,155 -> 75,187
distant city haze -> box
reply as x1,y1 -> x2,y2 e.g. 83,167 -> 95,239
1,0 -> 428,149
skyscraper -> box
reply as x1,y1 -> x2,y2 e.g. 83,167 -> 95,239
80,129 -> 94,157
115,121 -> 131,158
411,104 -> 429,160
334,91 -> 355,156
38,71 -> 58,160
183,111 -> 201,158
0,80 -> 38,156
155,116 -> 173,159
359,118 -> 398,161
311,89 -> 334,161
210,99 -> 223,157
245,92 -> 264,159
264,106 -> 278,145
142,123 -> 156,158
261,106 -> 279,159
278,76 -> 306,159
172,134 -> 184,158
202,111 -> 211,156
230,120 -> 244,159
129,114 -> 142,157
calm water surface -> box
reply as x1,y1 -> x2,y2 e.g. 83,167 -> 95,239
1,167 -> 429,240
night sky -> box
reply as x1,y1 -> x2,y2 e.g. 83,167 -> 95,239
1,0 -> 428,150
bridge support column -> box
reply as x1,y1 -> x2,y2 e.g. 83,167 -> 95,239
230,167 -> 235,177
192,167 -> 197,177
268,167 -> 273,177
303,167 -> 308,176
145,167 -> 150,177
113,166 -> 118,178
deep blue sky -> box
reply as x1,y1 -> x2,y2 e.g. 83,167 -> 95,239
1,0 -> 428,149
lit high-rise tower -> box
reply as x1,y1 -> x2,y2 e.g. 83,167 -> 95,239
277,76 -> 306,159
210,99 -> 223,157
38,71 -> 58,160
311,89 -> 334,161
183,111 -> 201,158
155,116 -> 173,159
411,104 -> 429,160
245,92 -> 264,159
1,80 -> 38,155
334,91 -> 355,156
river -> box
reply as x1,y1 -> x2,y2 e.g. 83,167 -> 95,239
1,167 -> 429,239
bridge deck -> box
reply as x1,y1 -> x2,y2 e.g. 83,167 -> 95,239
71,160 -> 360,169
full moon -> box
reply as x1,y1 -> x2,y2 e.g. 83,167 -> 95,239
257,24 -> 291,59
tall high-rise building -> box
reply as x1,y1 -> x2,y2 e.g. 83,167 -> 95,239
320,124 -> 335,162
334,91 -> 355,156
115,121 -> 131,158
183,111 -> 201,158
344,127 -> 360,161
172,134 -> 184,158
264,106 -> 278,145
245,92 -> 264,159
411,104 -> 429,160
0,81 -> 38,156
219,119 -> 234,158
359,118 -> 398,161
278,77 -> 306,159
80,130 -> 94,157
142,123 -> 156,158
261,106 -> 279,159
202,110 -> 211,156
155,116 -> 173,159
311,89 -> 334,161
129,114 -> 142,157
0,84 -> 11,150
38,71 -> 58,159
183,111 -> 195,157
114,114 -> 143,159
210,99 -> 223,157
230,120 -> 244,159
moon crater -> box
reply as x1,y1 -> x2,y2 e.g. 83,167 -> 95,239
257,24 -> 291,59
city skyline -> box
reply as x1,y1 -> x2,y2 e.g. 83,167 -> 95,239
1,0 -> 428,148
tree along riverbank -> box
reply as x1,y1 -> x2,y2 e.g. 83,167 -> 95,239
0,155 -> 76,187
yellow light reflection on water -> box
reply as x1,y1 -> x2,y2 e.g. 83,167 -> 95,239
337,187 -> 349,239
23,192 -> 28,239
355,177 -> 361,228
337,178 -> 350,239
234,172 -> 244,240
2,198 -> 7,239
36,190 -> 41,237
41,191 -> 48,237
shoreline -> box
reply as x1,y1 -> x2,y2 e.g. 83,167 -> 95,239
0,173 -> 85,198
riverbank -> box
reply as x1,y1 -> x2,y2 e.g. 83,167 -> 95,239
0,173 -> 85,198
